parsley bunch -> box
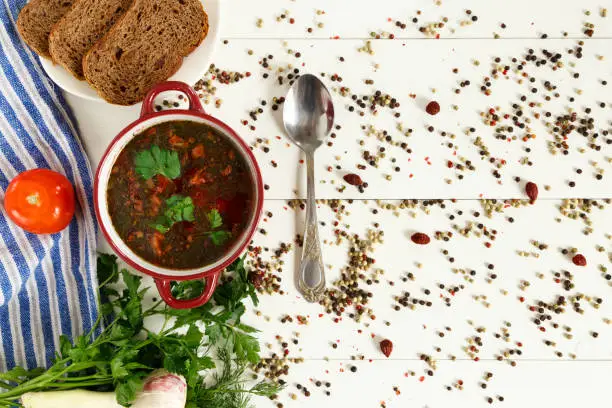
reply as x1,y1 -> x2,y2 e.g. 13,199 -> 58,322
0,255 -> 280,407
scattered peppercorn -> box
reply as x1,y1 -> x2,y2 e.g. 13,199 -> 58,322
426,101 -> 441,115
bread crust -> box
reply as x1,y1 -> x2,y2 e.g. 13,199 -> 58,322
17,0 -> 76,58
83,0 -> 209,105
49,0 -> 132,80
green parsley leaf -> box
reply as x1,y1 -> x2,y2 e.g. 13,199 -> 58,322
0,366 -> 43,385
124,297 -> 144,330
230,303 -> 246,323
171,279 -> 205,300
182,205 -> 195,222
196,210 -> 232,245
110,358 -> 129,380
122,270 -> 142,298
186,357 -> 215,388
97,254 -> 119,286
162,346 -> 191,375
164,194 -> 183,207
58,334 -> 72,359
151,223 -> 170,234
236,323 -> 258,334
233,332 -> 260,364
67,349 -> 89,364
165,195 -> 195,223
232,257 -> 247,281
109,321 -> 135,341
134,145 -> 181,180
116,374 -> 145,406
111,348 -> 141,380
213,255 -> 258,311
207,209 -> 223,229
150,195 -> 196,233
205,323 -> 223,343
210,230 -> 232,246
183,325 -> 204,349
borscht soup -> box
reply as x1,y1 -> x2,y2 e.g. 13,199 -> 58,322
107,120 -> 255,269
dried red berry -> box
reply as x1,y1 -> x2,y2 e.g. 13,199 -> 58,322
380,339 -> 393,358
525,182 -> 538,204
425,101 -> 440,115
572,254 -> 587,266
343,173 -> 363,186
411,232 -> 431,245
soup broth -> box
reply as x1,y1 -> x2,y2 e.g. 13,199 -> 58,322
107,120 -> 254,269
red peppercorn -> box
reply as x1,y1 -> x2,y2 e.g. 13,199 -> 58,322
380,339 -> 393,357
572,254 -> 587,266
343,173 -> 363,186
525,182 -> 538,203
425,101 -> 441,115
411,232 -> 431,245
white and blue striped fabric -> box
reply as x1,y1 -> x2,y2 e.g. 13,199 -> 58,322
0,0 -> 99,370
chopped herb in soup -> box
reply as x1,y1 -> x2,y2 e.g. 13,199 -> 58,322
107,120 -> 254,269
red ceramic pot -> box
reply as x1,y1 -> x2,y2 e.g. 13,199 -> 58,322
94,81 -> 263,309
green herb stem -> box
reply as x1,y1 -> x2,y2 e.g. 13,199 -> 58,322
0,362 -> 107,399
46,380 -> 114,390
0,254 -> 279,408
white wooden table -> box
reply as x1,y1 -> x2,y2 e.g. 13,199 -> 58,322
68,1 -> 612,406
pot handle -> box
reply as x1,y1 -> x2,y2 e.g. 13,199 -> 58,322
155,272 -> 220,309
140,81 -> 205,117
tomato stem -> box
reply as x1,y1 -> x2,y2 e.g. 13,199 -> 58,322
26,193 -> 39,206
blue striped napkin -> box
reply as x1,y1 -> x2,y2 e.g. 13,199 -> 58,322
0,1 -> 99,370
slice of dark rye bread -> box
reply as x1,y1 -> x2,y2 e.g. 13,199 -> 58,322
49,0 -> 133,80
16,0 -> 76,58
83,0 -> 208,105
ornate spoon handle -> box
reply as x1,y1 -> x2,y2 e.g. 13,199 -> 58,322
297,151 -> 325,302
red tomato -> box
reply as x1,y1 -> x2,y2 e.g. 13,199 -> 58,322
3,169 -> 75,234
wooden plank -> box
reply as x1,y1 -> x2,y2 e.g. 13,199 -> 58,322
224,0 -> 612,39
248,359 -> 612,407
239,200 -> 612,361
70,39 -> 612,199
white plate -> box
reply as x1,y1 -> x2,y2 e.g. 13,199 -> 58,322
40,0 -> 221,103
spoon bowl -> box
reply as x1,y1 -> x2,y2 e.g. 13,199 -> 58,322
283,74 -> 334,302
283,74 -> 334,151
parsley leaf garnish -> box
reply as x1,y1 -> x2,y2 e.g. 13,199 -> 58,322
150,195 -> 195,233
204,209 -> 231,246
165,195 -> 196,223
149,200 -> 231,246
207,209 -> 223,229
151,223 -> 170,234
134,145 -> 181,180
209,230 -> 232,246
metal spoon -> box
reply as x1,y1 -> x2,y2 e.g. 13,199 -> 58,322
283,74 -> 334,302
